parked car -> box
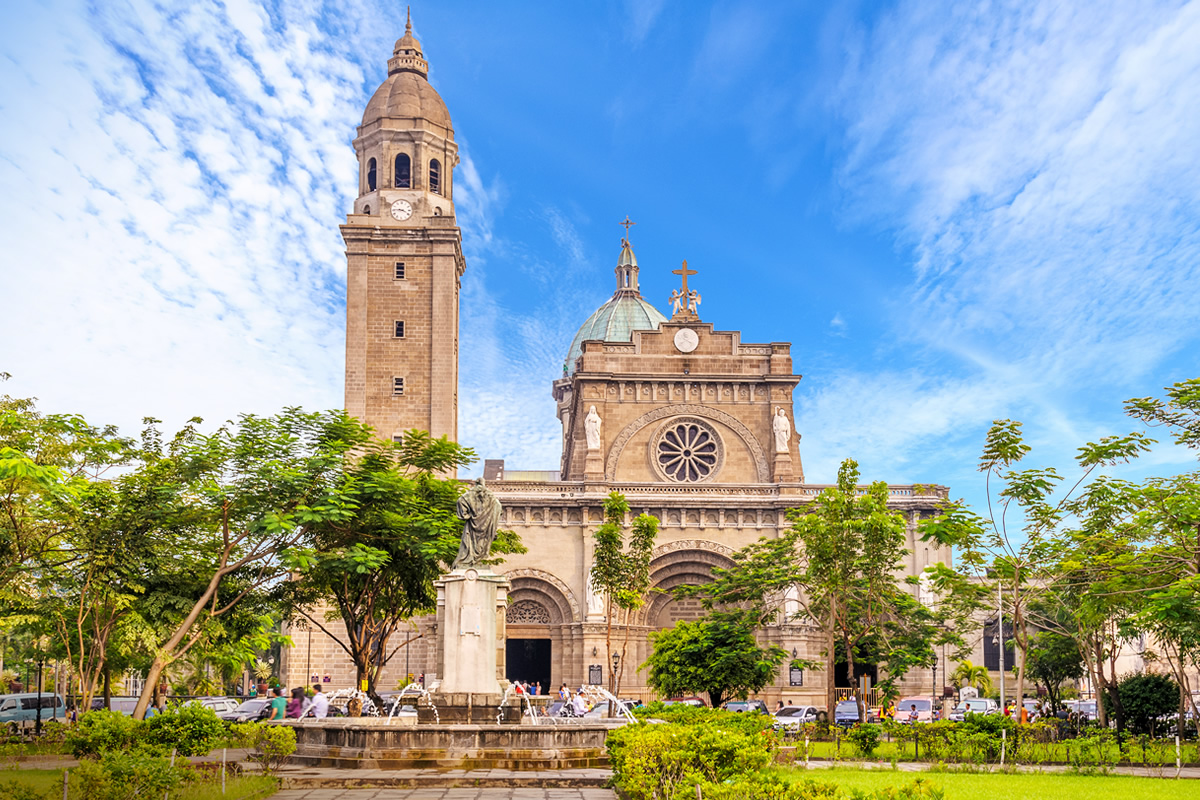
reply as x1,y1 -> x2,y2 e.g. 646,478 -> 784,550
947,697 -> 998,722
896,697 -> 938,723
0,693 -> 66,733
218,697 -> 272,723
834,699 -> 863,727
721,699 -> 769,714
662,697 -> 707,707
88,697 -> 139,715
772,705 -> 823,730
193,697 -> 240,716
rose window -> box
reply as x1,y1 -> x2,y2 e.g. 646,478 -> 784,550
653,418 -> 723,483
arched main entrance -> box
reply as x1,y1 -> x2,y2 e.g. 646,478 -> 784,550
502,569 -> 579,692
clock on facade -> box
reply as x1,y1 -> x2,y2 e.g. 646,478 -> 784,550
673,328 -> 699,353
390,199 -> 413,220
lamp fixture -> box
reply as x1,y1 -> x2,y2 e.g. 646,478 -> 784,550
592,646 -> 598,657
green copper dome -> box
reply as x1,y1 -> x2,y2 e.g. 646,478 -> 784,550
564,239 -> 667,375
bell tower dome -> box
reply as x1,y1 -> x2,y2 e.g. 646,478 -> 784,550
343,12 -> 464,448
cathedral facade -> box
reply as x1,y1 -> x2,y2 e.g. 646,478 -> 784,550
280,20 -> 950,706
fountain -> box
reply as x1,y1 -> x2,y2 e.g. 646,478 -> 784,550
287,479 -> 631,770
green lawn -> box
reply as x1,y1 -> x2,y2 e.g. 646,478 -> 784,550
0,769 -> 276,799
782,767 -> 1200,800
782,737 -> 1198,767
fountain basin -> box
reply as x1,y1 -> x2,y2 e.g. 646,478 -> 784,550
287,720 -> 620,770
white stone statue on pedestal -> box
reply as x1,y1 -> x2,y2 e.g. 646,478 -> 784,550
584,405 -> 602,451
773,407 -> 791,453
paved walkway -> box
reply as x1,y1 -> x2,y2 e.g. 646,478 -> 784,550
274,791 -> 615,799
277,766 -> 611,789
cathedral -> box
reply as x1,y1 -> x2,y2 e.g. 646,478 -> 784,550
280,18 -> 951,705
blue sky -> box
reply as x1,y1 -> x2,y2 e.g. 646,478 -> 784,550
1,0 -> 1198,514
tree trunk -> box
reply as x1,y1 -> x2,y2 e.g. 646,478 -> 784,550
102,665 -> 111,711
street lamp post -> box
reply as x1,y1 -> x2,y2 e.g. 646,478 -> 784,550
932,654 -> 938,702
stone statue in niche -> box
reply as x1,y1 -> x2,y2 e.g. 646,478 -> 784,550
773,407 -> 791,453
584,405 -> 602,450
586,569 -> 606,617
452,478 -> 502,569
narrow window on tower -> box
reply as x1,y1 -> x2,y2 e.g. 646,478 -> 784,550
392,377 -> 405,396
394,153 -> 411,188
429,159 -> 442,195
394,320 -> 405,338
394,261 -> 406,280
367,158 -> 377,192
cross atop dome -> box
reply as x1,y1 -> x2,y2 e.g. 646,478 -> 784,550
615,217 -> 641,294
669,260 -> 701,320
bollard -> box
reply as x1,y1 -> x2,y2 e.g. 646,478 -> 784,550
62,770 -> 68,800
164,748 -> 176,800
805,733 -> 810,769
1176,735 -> 1182,779
1000,728 -> 1006,768
222,747 -> 227,794
695,784 -> 703,799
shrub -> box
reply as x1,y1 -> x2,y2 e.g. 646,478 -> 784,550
65,711 -> 144,758
845,723 -> 882,758
144,702 -> 224,756
73,750 -> 183,800
607,719 -> 775,800
229,722 -> 296,774
0,778 -> 57,800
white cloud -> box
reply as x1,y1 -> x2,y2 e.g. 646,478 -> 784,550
803,0 -> 1200,490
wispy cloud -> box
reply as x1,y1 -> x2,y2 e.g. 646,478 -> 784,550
799,0 -> 1200,489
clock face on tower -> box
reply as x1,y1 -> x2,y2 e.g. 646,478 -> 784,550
390,199 -> 413,221
674,328 -> 699,353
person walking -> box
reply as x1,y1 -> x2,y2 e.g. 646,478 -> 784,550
310,684 -> 329,719
267,687 -> 287,721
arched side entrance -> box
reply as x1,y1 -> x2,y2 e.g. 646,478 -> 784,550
642,544 -> 737,630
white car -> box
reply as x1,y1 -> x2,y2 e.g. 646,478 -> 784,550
194,697 -> 241,715
948,698 -> 998,722
772,705 -> 822,730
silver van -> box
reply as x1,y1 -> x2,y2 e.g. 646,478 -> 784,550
0,693 -> 66,733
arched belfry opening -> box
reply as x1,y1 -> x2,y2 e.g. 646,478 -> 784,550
395,153 -> 411,188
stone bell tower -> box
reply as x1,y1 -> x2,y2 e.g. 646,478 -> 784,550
343,11 -> 463,443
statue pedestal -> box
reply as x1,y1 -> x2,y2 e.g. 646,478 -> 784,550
432,568 -> 510,696
584,450 -> 605,480
773,452 -> 794,482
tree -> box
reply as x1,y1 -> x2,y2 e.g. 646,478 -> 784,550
589,492 -> 657,701
1105,672 -> 1180,736
1025,631 -> 1084,713
643,613 -> 786,708
791,460 -> 923,722
285,431 -> 524,696
0,378 -> 133,590
949,661 -> 993,696
128,409 -> 370,718
676,459 -> 980,723
922,419 -> 1151,722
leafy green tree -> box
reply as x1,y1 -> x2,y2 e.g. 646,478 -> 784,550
589,492 -> 658,699
285,431 -> 523,695
1025,631 -> 1084,713
791,459 -> 933,722
1104,672 -> 1180,736
642,612 -> 786,708
127,409 -> 370,718
0,377 -> 133,591
922,419 -> 1151,719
